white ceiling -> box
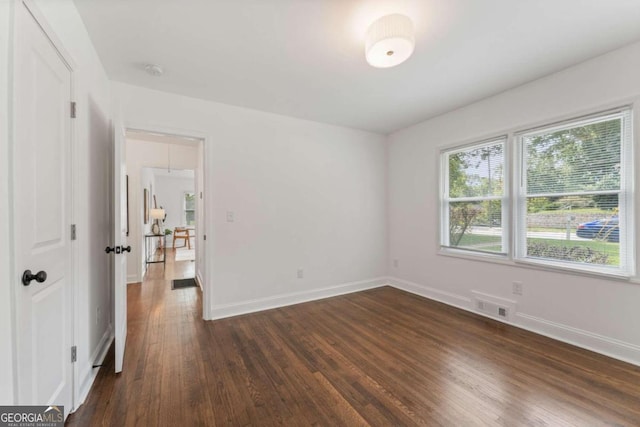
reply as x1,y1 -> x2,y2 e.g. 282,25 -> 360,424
75,0 -> 640,134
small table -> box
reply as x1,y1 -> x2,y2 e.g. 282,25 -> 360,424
145,234 -> 166,268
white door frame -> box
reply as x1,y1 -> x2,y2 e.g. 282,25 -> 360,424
0,0 -> 16,404
123,123 -> 211,320
10,0 -> 80,409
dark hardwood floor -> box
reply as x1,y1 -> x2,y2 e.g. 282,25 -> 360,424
68,253 -> 640,425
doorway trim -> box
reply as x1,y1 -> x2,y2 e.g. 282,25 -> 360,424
123,123 -> 211,320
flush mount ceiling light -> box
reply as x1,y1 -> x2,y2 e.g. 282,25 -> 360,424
365,14 -> 415,68
144,63 -> 164,76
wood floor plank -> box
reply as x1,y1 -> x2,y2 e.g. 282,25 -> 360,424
67,253 -> 640,426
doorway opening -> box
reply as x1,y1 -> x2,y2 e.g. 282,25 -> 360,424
143,167 -> 196,280
124,129 -> 206,297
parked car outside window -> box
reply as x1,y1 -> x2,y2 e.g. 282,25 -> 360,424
576,216 -> 619,242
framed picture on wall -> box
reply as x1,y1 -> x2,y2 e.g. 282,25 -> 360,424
144,188 -> 149,224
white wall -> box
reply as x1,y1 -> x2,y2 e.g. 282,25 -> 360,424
0,0 -> 16,404
388,40 -> 640,365
22,0 -> 113,407
154,173 -> 195,247
114,82 -> 388,317
125,139 -> 198,282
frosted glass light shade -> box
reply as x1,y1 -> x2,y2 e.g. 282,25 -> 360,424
150,208 -> 165,220
365,14 -> 415,68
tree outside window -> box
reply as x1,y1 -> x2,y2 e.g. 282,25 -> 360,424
518,113 -> 628,269
442,139 -> 506,254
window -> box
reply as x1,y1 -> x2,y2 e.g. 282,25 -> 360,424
184,192 -> 195,226
517,109 -> 632,274
441,138 -> 506,254
440,107 -> 634,276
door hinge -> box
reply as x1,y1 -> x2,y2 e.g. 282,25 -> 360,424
71,346 -> 77,363
70,102 -> 77,118
203,234 -> 206,241
200,192 -> 203,199
71,224 -> 77,241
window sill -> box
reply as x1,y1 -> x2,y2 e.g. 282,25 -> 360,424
438,247 -> 632,282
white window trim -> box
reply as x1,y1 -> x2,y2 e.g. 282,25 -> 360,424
439,105 -> 635,279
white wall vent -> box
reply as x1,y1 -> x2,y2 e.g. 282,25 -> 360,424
476,299 -> 509,319
472,291 -> 516,322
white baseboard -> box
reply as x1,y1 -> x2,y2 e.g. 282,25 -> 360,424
514,312 -> 640,367
386,276 -> 640,367
210,277 -> 388,320
127,274 -> 139,284
387,277 -> 472,311
75,324 -> 114,411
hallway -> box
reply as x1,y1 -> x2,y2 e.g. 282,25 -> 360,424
68,250 -> 202,425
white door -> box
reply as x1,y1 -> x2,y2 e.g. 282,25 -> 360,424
112,120 -> 128,373
13,2 -> 73,415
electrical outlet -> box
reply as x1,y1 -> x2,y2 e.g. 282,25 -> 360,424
297,268 -> 304,279
512,281 -> 523,295
393,259 -> 399,268
96,307 -> 101,325
226,211 -> 235,222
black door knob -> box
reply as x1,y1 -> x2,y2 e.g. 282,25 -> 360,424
22,270 -> 47,286
120,246 -> 131,253
105,246 -> 116,254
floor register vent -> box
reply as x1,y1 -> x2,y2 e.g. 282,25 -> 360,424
476,300 -> 509,319
472,291 -> 516,321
